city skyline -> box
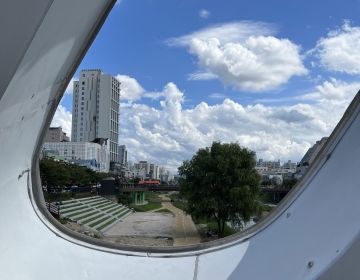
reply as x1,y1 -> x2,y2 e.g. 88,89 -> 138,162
51,0 -> 360,172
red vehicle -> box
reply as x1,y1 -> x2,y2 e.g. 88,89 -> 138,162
138,180 -> 160,185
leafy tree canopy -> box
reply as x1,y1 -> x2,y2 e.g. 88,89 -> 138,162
178,142 -> 261,236
40,158 -> 109,187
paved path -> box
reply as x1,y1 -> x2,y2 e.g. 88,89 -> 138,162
159,194 -> 200,246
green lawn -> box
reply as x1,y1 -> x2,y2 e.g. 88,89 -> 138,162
169,193 -> 187,211
106,207 -> 124,214
68,210 -> 99,220
60,202 -> 83,209
117,209 -> 131,218
131,202 -> 162,212
65,207 -> 93,218
81,213 -> 104,224
88,216 -> 111,228
97,218 -> 117,230
88,200 -> 108,207
61,205 -> 88,213
97,203 -> 117,211
145,191 -> 161,202
125,191 -> 162,212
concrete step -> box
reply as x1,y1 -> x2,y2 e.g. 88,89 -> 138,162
60,204 -> 88,213
61,206 -> 92,217
75,196 -> 100,202
85,199 -> 109,207
67,209 -> 98,220
98,204 -> 118,212
84,213 -> 112,227
94,216 -> 117,231
93,201 -> 113,210
117,209 -> 132,219
105,205 -> 125,214
110,207 -> 129,217
78,212 -> 104,224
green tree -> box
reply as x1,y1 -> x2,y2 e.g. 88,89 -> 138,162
178,142 -> 261,237
40,158 -> 109,187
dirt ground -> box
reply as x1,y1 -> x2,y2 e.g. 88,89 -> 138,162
158,194 -> 200,246
64,193 -> 200,247
102,193 -> 200,247
104,212 -> 174,237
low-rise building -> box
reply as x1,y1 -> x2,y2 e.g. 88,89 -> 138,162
43,140 -> 110,172
44,127 -> 69,142
295,137 -> 328,179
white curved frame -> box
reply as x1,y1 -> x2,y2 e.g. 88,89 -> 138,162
1,1 -> 360,279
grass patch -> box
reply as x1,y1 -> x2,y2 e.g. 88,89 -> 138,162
127,191 -> 162,212
81,213 -> 105,224
169,193 -> 187,211
117,209 -> 131,218
110,208 -> 127,216
59,203 -> 81,210
96,202 -> 114,210
87,200 -> 108,207
97,218 -> 117,230
64,208 -> 93,217
145,191 -> 161,202
99,204 -> 118,212
61,199 -> 76,204
172,201 -> 187,211
131,202 -> 161,212
71,210 -> 99,220
61,205 -> 88,213
60,203 -> 80,209
106,206 -> 124,214
168,193 -> 237,238
88,216 -> 112,228
75,197 -> 97,202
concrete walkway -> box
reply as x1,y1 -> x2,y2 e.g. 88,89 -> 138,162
159,194 -> 200,246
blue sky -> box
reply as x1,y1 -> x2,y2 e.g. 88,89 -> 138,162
53,0 -> 360,172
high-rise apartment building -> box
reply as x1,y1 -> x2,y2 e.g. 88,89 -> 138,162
149,164 -> 159,179
71,69 -> 120,163
118,145 -> 127,166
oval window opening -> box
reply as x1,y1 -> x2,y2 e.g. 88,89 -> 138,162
38,1 -> 359,250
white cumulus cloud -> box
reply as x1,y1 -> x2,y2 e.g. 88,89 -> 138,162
166,21 -> 307,92
166,21 -> 275,47
189,36 -> 307,91
64,77 -> 77,95
115,74 -> 145,101
119,77 -> 358,173
315,22 -> 360,74
50,104 -> 72,138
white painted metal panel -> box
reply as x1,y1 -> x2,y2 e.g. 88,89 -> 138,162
1,0 -> 360,279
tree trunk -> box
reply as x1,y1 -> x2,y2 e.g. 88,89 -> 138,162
217,219 -> 226,238
217,219 -> 222,237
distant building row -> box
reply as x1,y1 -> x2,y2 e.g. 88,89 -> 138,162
115,160 -> 172,183
255,137 -> 329,186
